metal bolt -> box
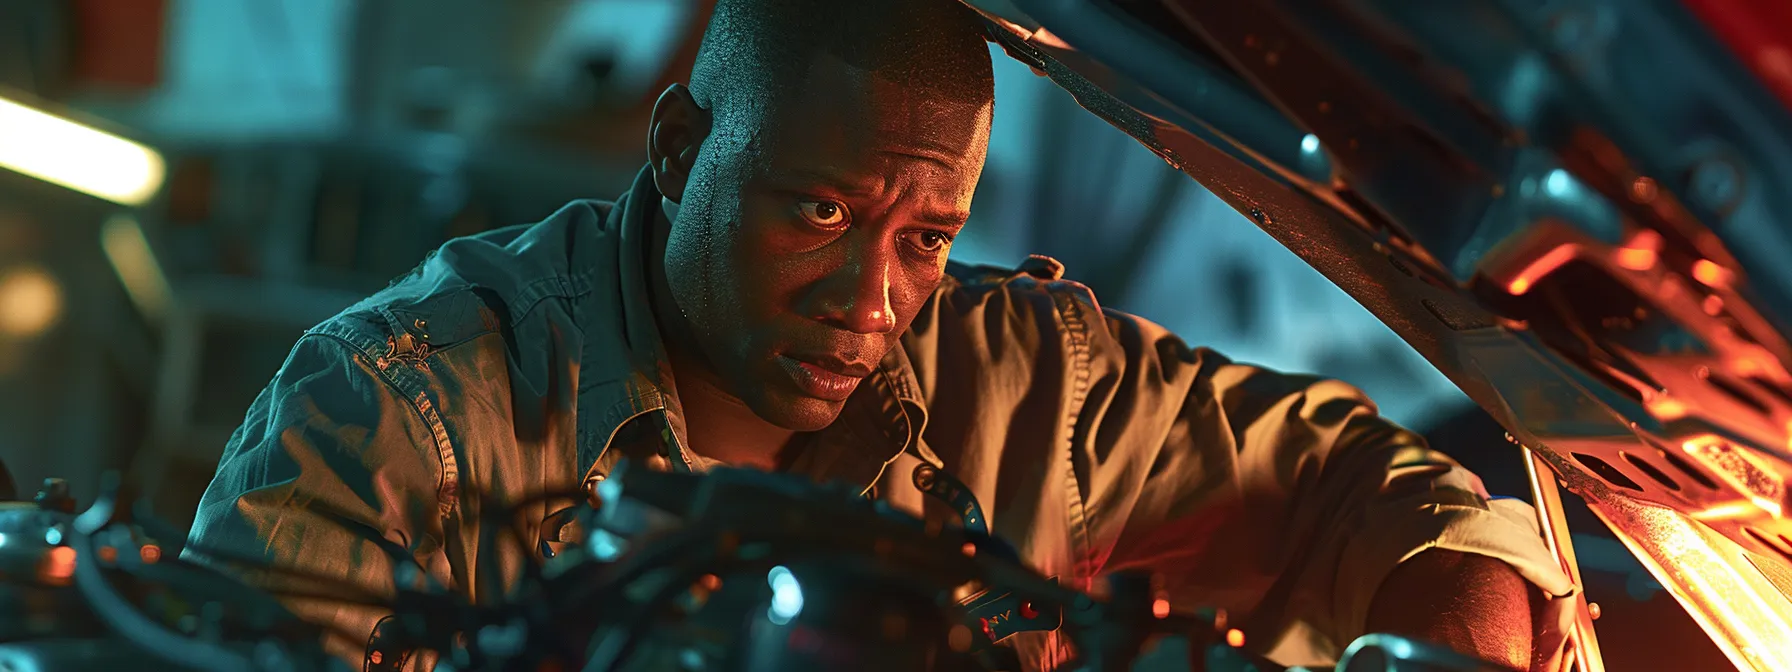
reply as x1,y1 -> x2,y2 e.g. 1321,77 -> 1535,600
913,465 -> 937,491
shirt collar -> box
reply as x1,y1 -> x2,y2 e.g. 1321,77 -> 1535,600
574,166 -> 934,490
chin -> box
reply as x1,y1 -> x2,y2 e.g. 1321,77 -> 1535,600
750,390 -> 848,432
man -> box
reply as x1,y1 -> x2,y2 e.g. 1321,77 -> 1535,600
187,0 -> 1577,669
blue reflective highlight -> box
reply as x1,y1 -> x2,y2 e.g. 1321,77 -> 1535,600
1389,638 -> 1414,659
767,565 -> 804,625
1546,169 -> 1572,197
588,529 -> 625,561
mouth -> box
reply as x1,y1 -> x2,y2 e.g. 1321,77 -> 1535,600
778,352 -> 875,402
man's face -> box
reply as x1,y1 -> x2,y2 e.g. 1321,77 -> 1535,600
662,54 -> 992,431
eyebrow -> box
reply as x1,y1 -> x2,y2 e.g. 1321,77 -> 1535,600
767,168 -> 881,197
916,210 -> 971,228
877,147 -> 957,171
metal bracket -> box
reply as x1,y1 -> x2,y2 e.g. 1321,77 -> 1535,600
1525,446 -> 1607,672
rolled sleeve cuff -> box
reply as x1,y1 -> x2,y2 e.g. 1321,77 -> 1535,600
1335,496 -> 1578,646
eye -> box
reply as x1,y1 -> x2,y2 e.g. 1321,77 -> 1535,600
796,200 -> 850,228
903,230 -> 954,254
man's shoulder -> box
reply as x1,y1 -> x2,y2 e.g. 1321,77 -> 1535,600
935,255 -> 1105,326
904,255 -> 1113,383
305,198 -> 620,363
917,255 -> 1188,369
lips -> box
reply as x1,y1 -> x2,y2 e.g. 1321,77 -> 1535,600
779,352 -> 874,401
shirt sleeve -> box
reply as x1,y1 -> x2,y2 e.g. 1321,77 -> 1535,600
1077,307 -> 1576,666
184,334 -> 452,669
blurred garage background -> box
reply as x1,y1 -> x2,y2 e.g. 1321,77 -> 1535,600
0,1 -> 1735,668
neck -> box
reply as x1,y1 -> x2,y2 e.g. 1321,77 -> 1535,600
647,200 -> 797,470
665,348 -> 797,471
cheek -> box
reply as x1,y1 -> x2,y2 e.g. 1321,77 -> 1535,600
887,263 -> 945,326
723,217 -> 818,316
664,213 -> 747,325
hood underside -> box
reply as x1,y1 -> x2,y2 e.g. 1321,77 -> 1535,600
959,1 -> 1792,669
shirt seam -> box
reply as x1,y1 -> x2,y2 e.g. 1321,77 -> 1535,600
300,331 -> 460,524
508,269 -> 598,328
1043,281 -> 1097,590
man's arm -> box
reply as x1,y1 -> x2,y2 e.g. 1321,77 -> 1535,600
1073,305 -> 1575,668
185,334 -> 452,668
1368,548 -> 1544,669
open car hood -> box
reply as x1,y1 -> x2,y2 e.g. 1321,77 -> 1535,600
958,1 -> 1792,669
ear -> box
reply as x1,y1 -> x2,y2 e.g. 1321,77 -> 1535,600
647,83 -> 711,204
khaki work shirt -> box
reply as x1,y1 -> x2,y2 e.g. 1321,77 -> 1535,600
187,167 -> 1576,670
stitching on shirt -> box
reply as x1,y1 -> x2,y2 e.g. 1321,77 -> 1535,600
1045,282 -> 1097,590
307,319 -> 389,360
360,311 -> 461,521
379,367 -> 460,523
304,332 -> 460,525
409,391 -> 460,520
506,271 -> 597,327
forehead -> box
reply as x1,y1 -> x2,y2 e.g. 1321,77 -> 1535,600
756,53 -> 991,174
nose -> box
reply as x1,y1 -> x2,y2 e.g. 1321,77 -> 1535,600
809,241 -> 898,335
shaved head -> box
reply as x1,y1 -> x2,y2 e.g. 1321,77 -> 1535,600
688,0 -> 995,151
